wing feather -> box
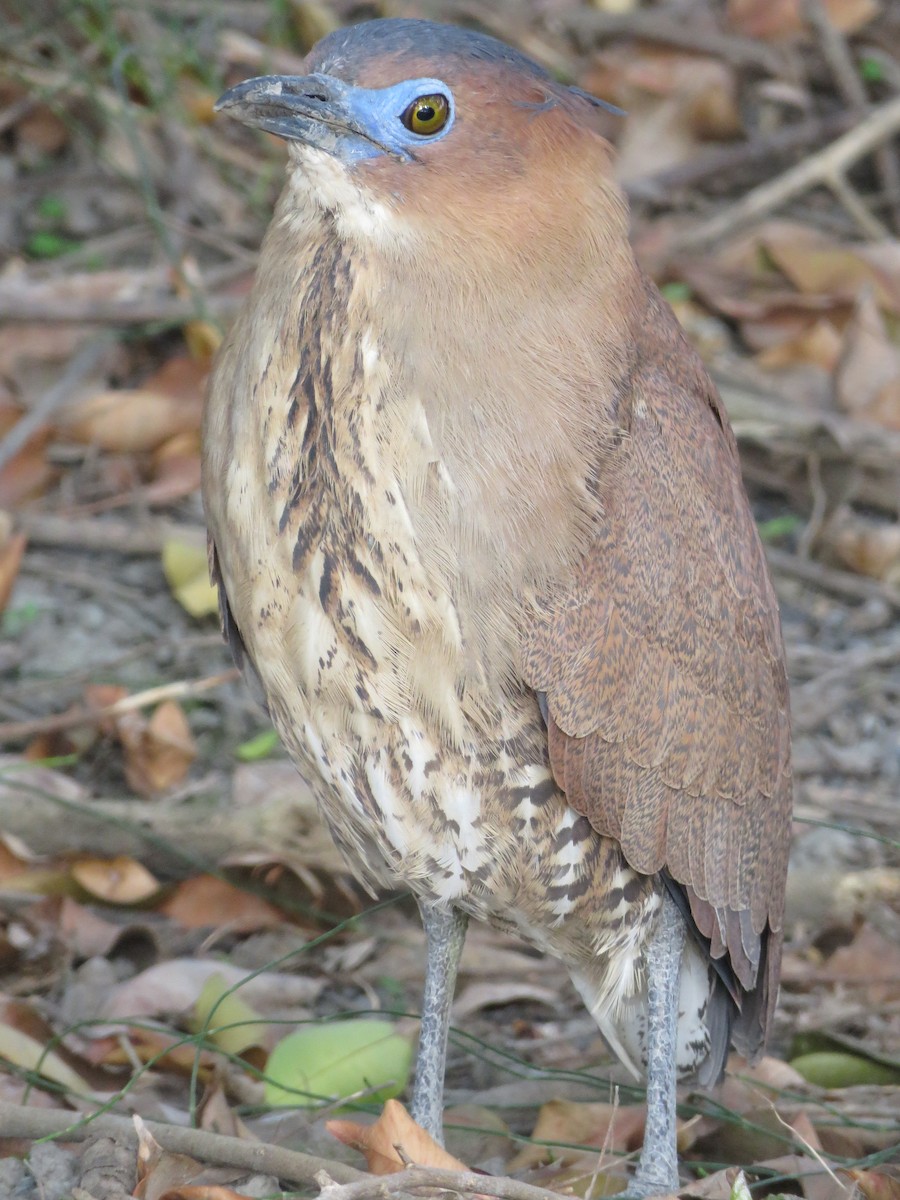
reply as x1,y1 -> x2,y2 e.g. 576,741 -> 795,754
523,287 -> 792,1050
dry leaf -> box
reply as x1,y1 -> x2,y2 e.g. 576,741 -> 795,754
756,317 -> 843,371
836,290 -> 900,429
762,226 -> 900,313
728,0 -> 879,37
843,1169 -> 900,1200
183,320 -> 223,362
92,1026 -> 219,1079
18,106 -> 69,153
60,388 -> 201,453
102,958 -> 320,1021
452,978 -> 560,1019
71,855 -> 161,905
119,700 -> 197,797
58,897 -> 124,959
328,1098 -> 469,1174
82,683 -> 129,739
823,923 -> 900,1003
0,996 -> 100,1097
508,1097 -> 646,1170
60,356 -> 205,454
0,526 -> 25,615
159,875 -> 284,932
829,512 -> 900,584
0,404 -> 55,505
145,432 -> 203,505
608,51 -> 741,183
133,1113 -> 242,1200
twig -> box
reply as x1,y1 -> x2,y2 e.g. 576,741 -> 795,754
828,172 -> 891,240
765,545 -> 900,611
0,670 -> 238,745
805,0 -> 900,235
626,111 -> 855,204
14,513 -> 203,555
0,292 -> 241,325
0,1102 -> 364,1188
316,1165 -> 570,1200
0,335 -> 115,472
669,93 -> 900,250
805,0 -> 868,108
565,9 -> 788,74
792,636 -> 900,732
796,453 -> 829,560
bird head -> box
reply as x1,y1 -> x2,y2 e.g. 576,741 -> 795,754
215,19 -> 628,260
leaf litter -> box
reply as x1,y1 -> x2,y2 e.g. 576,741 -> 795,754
0,0 -> 899,1197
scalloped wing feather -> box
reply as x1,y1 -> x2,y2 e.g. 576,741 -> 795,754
523,288 -> 792,1050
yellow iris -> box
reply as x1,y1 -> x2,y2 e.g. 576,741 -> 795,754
402,94 -> 450,135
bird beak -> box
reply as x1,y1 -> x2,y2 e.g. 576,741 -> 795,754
215,73 -> 398,159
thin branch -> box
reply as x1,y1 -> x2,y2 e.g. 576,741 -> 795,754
805,0 -> 900,234
0,292 -> 241,325
828,172 -> 892,240
317,1165 -> 572,1200
565,9 -> 788,73
765,546 -> 900,611
669,93 -> 900,250
625,111 -> 855,204
0,335 -> 115,472
0,670 -> 239,745
0,1102 -> 365,1188
15,513 -> 202,555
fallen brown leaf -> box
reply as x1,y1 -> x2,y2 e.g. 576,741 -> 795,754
829,511 -> 900,584
843,1168 -> 900,1200
61,387 -> 202,454
822,922 -> 900,1003
71,855 -> 161,905
509,1097 -> 646,1171
119,699 -> 198,797
836,290 -> 900,429
159,874 -> 284,932
0,526 -> 25,616
328,1098 -> 469,1174
727,0 -> 879,37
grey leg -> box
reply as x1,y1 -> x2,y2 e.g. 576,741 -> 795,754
631,890 -> 686,1197
410,903 -> 469,1144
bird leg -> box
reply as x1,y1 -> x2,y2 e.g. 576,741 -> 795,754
410,902 -> 469,1144
631,890 -> 686,1197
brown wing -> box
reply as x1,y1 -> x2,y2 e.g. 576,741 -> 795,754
522,285 -> 792,1051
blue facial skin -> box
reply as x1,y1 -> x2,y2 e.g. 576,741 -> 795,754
215,74 -> 456,165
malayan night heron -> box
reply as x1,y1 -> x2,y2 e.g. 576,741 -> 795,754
202,19 -> 792,1193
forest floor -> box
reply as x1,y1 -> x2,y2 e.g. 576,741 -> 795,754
0,1 -> 899,1198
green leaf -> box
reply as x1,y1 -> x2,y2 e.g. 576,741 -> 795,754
1,601 -> 40,636
36,195 -> 67,221
757,514 -> 802,542
661,281 -> 692,303
790,1050 -> 900,1088
235,728 -> 280,762
192,971 -> 266,1057
264,1019 -> 413,1109
26,233 -> 80,260
860,57 -> 885,83
730,1170 -> 752,1200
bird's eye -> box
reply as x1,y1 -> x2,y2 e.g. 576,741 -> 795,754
401,94 -> 450,136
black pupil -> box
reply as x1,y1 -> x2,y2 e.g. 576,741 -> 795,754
417,104 -> 436,123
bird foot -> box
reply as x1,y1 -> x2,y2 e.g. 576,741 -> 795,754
622,1170 -> 680,1198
